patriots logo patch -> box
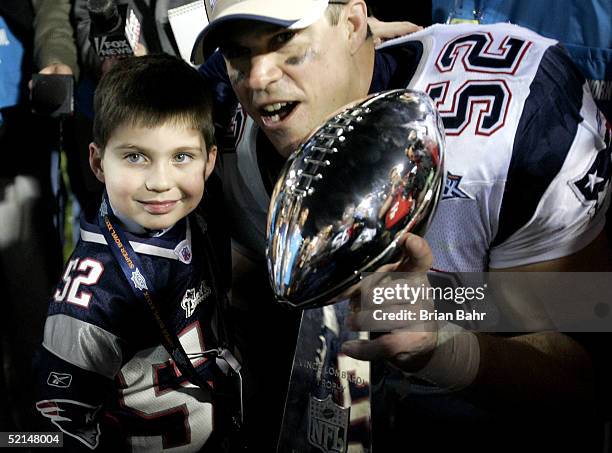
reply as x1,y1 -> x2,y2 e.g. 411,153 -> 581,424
442,172 -> 472,200
570,148 -> 611,213
36,399 -> 102,449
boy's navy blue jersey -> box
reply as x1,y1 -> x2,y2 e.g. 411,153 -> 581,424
34,206 -> 226,452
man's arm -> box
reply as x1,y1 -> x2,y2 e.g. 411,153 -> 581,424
470,230 -> 612,408
343,231 -> 611,411
344,36 -> 612,411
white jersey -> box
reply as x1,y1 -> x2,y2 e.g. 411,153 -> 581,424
211,23 -> 611,272
216,114 -> 271,261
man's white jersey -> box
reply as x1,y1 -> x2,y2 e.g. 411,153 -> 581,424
216,114 -> 271,261
211,23 -> 611,272
381,23 -> 610,270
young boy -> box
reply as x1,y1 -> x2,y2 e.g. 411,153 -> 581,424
34,55 -> 239,451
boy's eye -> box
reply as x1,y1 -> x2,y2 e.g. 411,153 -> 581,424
125,153 -> 144,163
174,153 -> 193,163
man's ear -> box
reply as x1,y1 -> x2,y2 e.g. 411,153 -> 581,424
204,145 -> 218,180
345,0 -> 369,54
89,143 -> 105,183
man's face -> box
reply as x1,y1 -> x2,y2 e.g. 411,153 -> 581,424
221,16 -> 359,157
90,122 -> 216,230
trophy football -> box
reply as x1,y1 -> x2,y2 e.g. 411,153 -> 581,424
267,89 -> 445,453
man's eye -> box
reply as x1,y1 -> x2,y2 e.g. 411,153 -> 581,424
221,45 -> 249,60
125,153 -> 144,163
273,31 -> 296,45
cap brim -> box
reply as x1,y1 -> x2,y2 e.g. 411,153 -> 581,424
191,15 -> 295,65
191,0 -> 331,65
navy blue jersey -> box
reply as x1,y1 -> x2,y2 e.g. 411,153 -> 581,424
34,206 -> 228,451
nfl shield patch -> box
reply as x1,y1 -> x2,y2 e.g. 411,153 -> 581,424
174,240 -> 193,264
308,395 -> 349,453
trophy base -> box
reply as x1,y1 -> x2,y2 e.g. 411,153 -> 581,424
277,300 -> 372,453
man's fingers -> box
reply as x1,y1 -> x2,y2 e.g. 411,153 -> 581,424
30,64 -> 74,92
379,20 -> 423,38
342,330 -> 436,370
348,306 -> 433,332
134,43 -> 148,57
342,339 -> 387,361
396,233 -> 433,272
368,17 -> 423,43
39,63 -> 73,76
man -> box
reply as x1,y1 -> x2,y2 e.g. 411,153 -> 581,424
194,0 -> 612,450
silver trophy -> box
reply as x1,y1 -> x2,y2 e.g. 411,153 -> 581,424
267,89 -> 445,453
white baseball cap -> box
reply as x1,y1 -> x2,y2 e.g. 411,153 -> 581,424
191,0 -> 347,64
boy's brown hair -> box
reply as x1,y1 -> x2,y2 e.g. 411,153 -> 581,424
93,54 -> 215,153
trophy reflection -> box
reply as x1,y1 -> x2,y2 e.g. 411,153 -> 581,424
267,89 -> 445,452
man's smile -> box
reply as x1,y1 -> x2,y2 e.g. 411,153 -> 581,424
258,101 -> 299,126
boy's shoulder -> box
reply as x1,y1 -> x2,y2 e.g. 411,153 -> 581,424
48,206 -> 199,339
77,205 -> 198,266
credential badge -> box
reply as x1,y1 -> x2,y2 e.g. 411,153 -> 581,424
131,268 -> 148,291
308,394 -> 349,453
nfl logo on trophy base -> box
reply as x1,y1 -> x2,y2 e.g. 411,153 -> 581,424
308,395 -> 349,453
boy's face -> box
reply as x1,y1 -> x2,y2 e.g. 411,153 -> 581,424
89,122 -> 217,231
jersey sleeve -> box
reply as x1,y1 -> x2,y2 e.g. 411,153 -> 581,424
489,44 -> 611,268
34,345 -> 121,451
34,245 -> 127,450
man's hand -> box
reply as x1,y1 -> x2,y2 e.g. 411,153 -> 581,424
133,43 -> 148,57
342,233 -> 439,373
100,44 -> 148,77
29,63 -> 74,91
39,63 -> 74,76
367,17 -> 423,46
